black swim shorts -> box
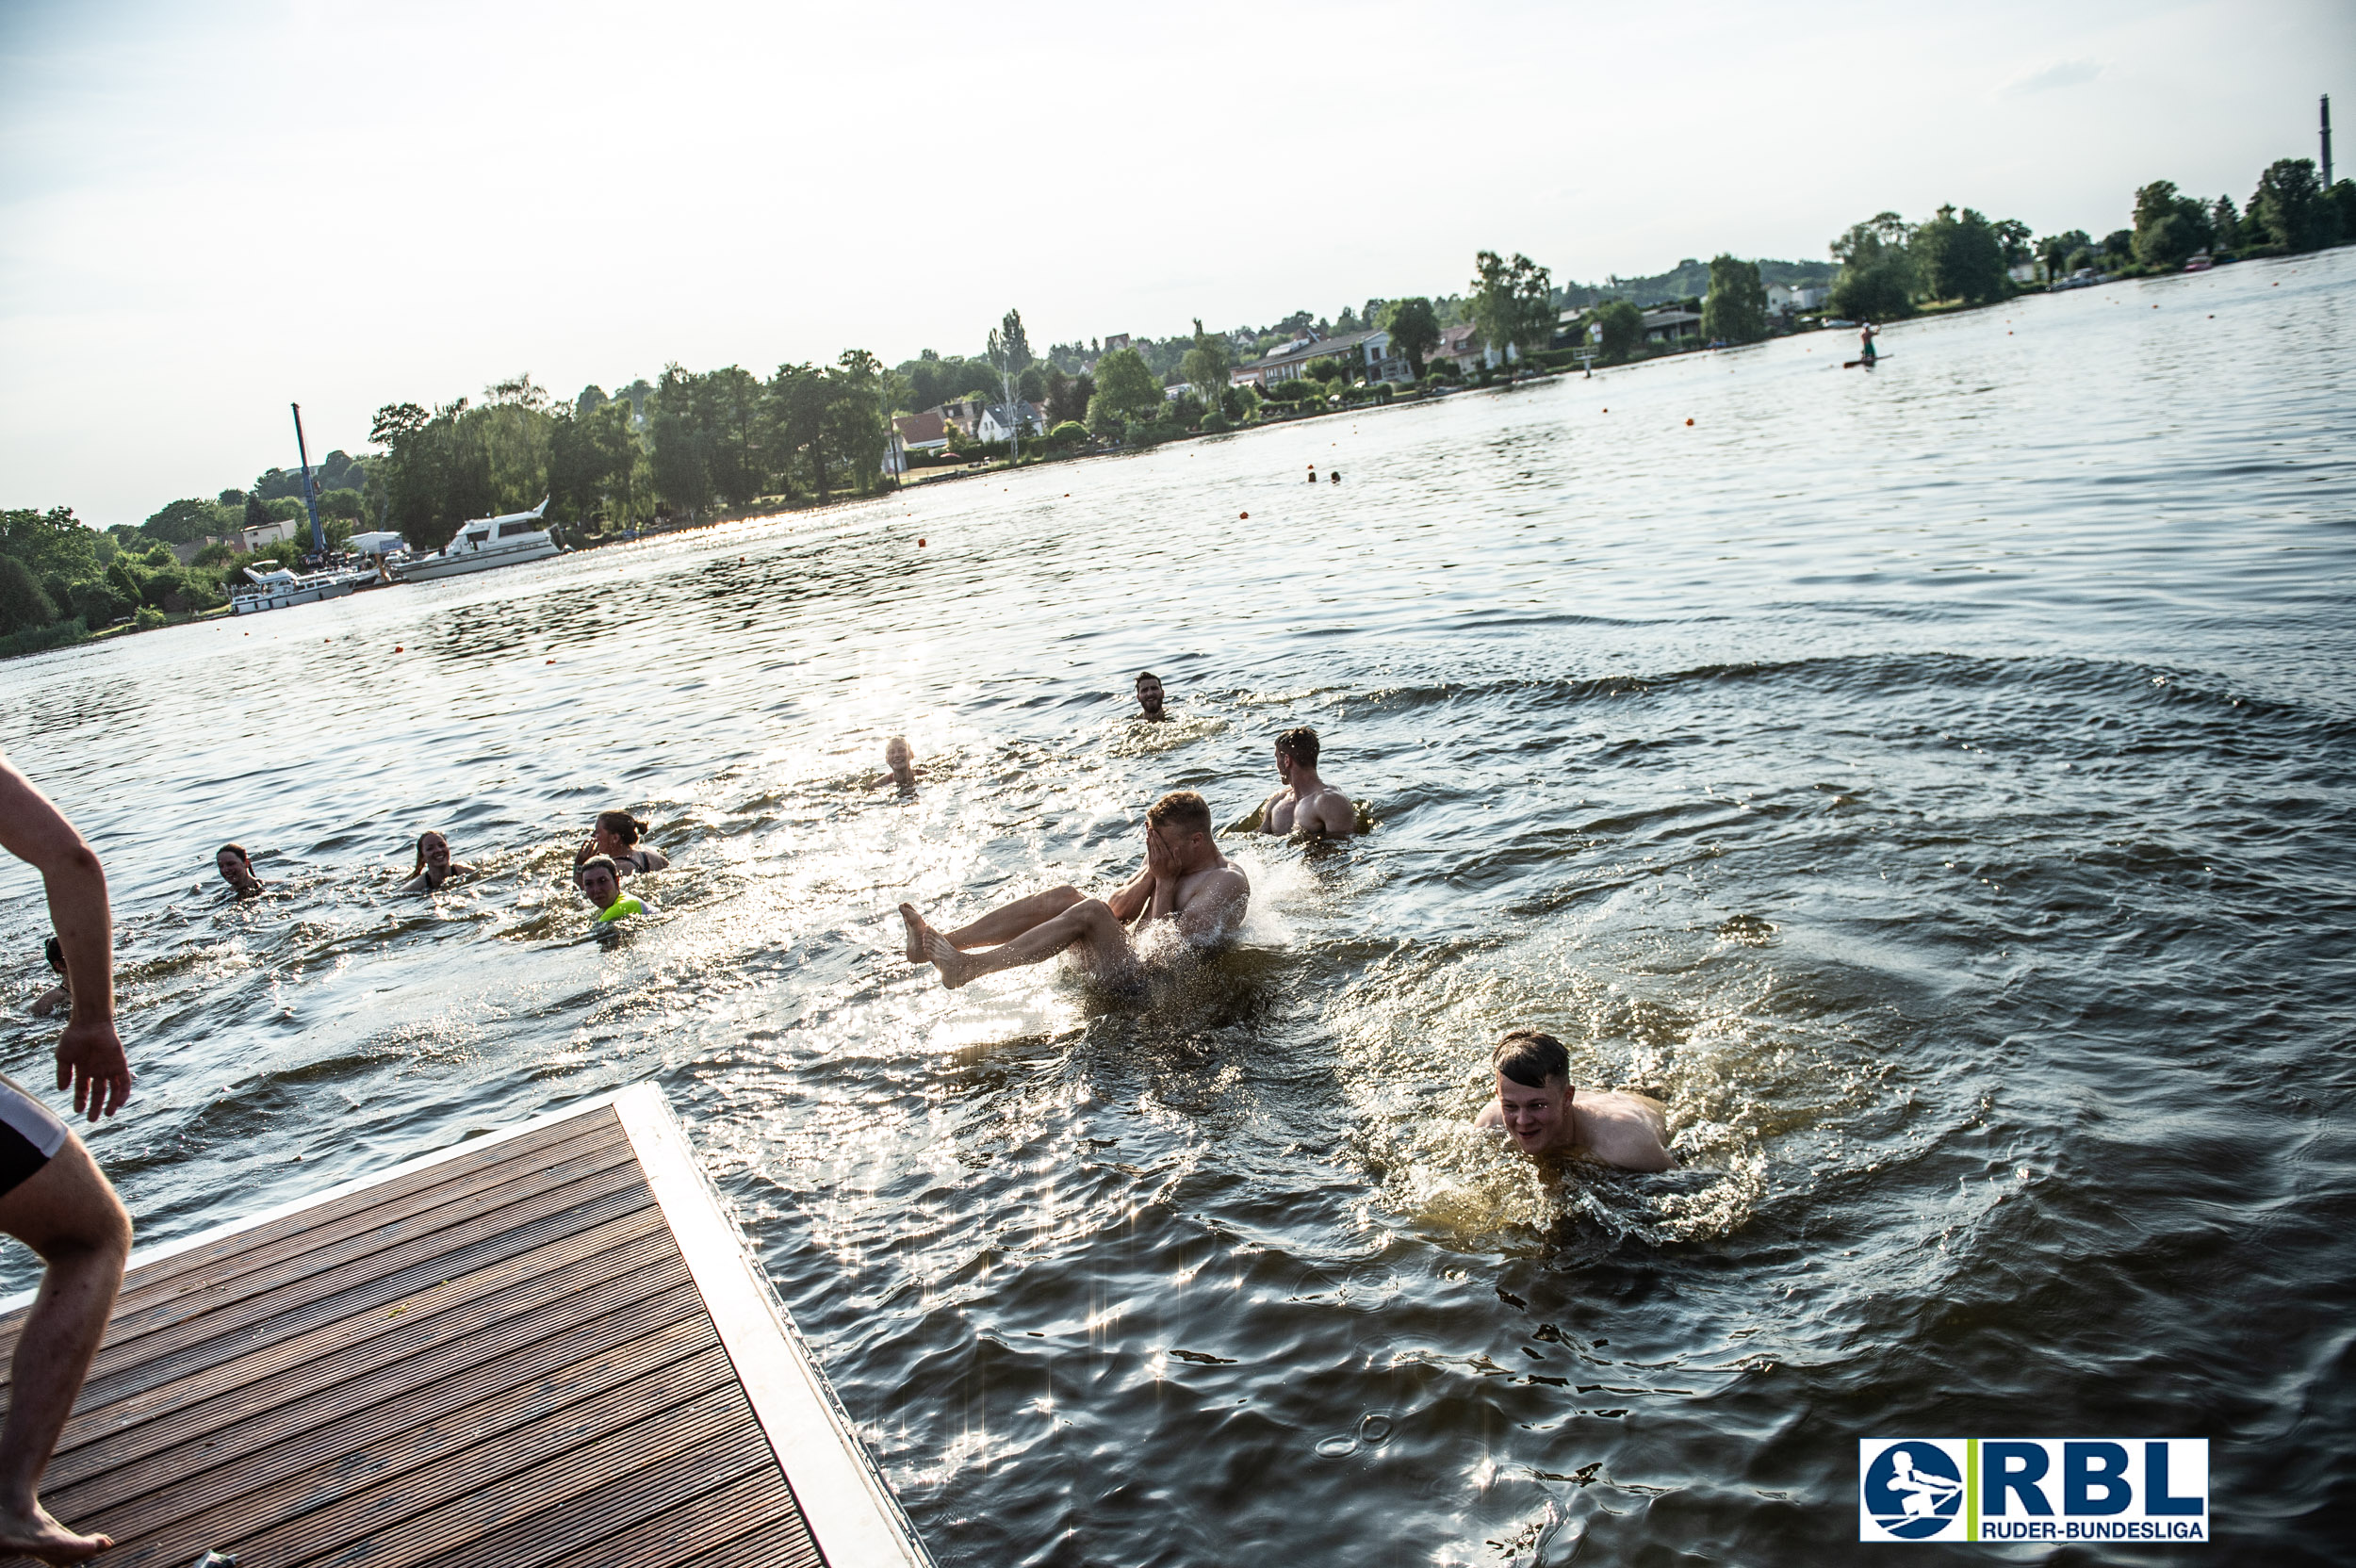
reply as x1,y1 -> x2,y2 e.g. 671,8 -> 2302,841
0,1073 -> 68,1199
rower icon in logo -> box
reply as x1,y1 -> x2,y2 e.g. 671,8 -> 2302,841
1863,1442 -> 1964,1539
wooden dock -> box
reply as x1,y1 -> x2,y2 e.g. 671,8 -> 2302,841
0,1084 -> 931,1568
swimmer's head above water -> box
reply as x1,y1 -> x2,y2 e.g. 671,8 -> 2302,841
883,736 -> 916,789
215,842 -> 261,897
577,855 -> 623,911
1489,1029 -> 1573,1154
1134,671 -> 1168,722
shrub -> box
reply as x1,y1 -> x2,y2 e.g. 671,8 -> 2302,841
194,542 -> 236,566
1127,420 -> 1183,447
1199,411 -> 1231,433
1047,420 -> 1088,448
0,555 -> 58,633
71,580 -> 122,626
1371,383 -> 1396,403
133,605 -> 165,631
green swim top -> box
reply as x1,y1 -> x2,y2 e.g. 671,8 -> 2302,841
596,895 -> 645,924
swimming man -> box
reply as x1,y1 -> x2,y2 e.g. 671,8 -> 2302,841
900,790 -> 1246,990
577,857 -> 643,924
1134,672 -> 1170,723
1258,727 -> 1355,838
0,755 -> 136,1563
1473,1029 -> 1676,1172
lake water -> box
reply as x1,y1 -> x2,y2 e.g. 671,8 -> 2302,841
7,247 -> 2352,1565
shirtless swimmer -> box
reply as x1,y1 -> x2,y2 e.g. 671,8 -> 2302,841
900,790 -> 1247,990
1258,727 -> 1355,838
1473,1029 -> 1676,1172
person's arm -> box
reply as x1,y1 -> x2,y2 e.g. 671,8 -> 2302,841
30,984 -> 67,1018
1310,792 -> 1357,838
1472,1098 -> 1504,1130
0,760 -> 133,1119
1171,867 -> 1248,942
1104,858 -> 1154,924
397,873 -> 428,892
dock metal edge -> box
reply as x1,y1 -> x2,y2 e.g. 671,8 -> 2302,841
613,1084 -> 936,1568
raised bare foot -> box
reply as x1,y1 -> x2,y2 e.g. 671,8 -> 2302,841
924,931 -> 973,989
898,903 -> 931,965
0,1501 -> 113,1564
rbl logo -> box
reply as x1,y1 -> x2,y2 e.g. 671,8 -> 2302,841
1858,1438 -> 2208,1544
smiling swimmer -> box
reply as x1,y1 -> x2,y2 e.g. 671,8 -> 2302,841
1472,1029 -> 1676,1172
577,856 -> 643,925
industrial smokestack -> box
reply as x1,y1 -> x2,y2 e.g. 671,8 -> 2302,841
2325,94 -> 2334,188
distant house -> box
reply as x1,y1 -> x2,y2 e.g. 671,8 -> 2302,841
893,410 -> 951,453
1642,308 -> 1702,344
1102,334 -> 1132,353
977,400 -> 1044,442
1766,283 -> 1829,314
1431,323 -> 1483,373
1233,327 -> 1409,388
241,516 -> 297,552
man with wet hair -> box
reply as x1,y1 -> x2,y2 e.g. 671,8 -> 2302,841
1258,726 -> 1355,838
900,789 -> 1248,990
1133,671 -> 1170,723
1474,1029 -> 1675,1171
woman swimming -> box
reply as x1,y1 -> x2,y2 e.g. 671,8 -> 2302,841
400,830 -> 477,892
574,810 -> 668,876
215,843 -> 263,898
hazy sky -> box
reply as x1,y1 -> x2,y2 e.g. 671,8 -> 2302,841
3,0 -> 2347,524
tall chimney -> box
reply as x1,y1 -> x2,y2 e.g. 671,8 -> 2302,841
2325,94 -> 2334,188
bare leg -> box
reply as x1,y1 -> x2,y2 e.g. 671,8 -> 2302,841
927,897 -> 1132,989
0,1137 -> 131,1564
941,887 -> 1084,949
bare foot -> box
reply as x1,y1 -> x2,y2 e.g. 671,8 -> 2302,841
0,1502 -> 113,1563
924,931 -> 973,989
898,903 -> 930,965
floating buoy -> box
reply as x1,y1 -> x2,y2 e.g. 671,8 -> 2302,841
1685,417 -> 1694,426
394,645 -> 403,653
918,538 -> 926,547
546,659 -> 555,664
1602,407 -> 1609,413
1239,512 -> 1249,520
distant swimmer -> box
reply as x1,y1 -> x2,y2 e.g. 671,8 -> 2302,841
1306,464 -> 1317,483
1134,671 -> 1170,723
31,938 -> 67,1019
876,736 -> 921,792
214,843 -> 263,898
899,790 -> 1247,991
1473,1029 -> 1676,1172
576,857 -> 644,925
1258,727 -> 1355,839
1858,321 -> 1878,365
575,810 -> 667,876
1329,470 -> 1342,484
400,830 -> 477,893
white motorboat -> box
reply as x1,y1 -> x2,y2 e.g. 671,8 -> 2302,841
394,499 -> 562,582
231,564 -> 369,614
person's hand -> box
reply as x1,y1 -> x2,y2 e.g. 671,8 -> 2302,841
56,1016 -> 133,1121
574,834 -> 595,865
1144,826 -> 1177,883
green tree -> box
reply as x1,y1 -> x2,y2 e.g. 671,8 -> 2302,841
0,555 -> 57,633
768,363 -> 830,497
1701,254 -> 1768,344
1589,300 -> 1643,364
2250,158 -> 2331,251
2131,180 -> 2215,268
826,350 -> 892,494
0,505 -> 100,583
647,364 -> 716,518
2037,229 -> 2092,276
1915,204 -> 2007,303
319,488 -> 365,520
1992,218 -> 2034,269
1089,348 -> 1164,425
142,498 -> 229,546
1468,250 -> 1554,377
1379,297 -> 1441,378
1179,318 -> 1231,401
1830,212 -> 1918,318
2331,181 -> 2356,246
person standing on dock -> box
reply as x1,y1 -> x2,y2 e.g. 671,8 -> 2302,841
0,756 -> 136,1564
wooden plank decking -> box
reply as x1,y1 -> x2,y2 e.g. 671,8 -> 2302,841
0,1085 -> 930,1568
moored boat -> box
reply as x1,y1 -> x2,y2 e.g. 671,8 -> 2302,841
394,499 -> 563,581
231,564 -> 372,614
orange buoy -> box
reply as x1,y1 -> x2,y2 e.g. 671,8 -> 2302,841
918,538 -> 926,547
1685,417 -> 1694,426
1239,512 -> 1249,520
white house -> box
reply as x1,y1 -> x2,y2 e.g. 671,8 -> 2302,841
976,400 -> 1044,442
1229,328 -> 1409,388
240,515 -> 297,552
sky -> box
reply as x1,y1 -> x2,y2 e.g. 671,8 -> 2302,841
2,0 -> 2348,526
